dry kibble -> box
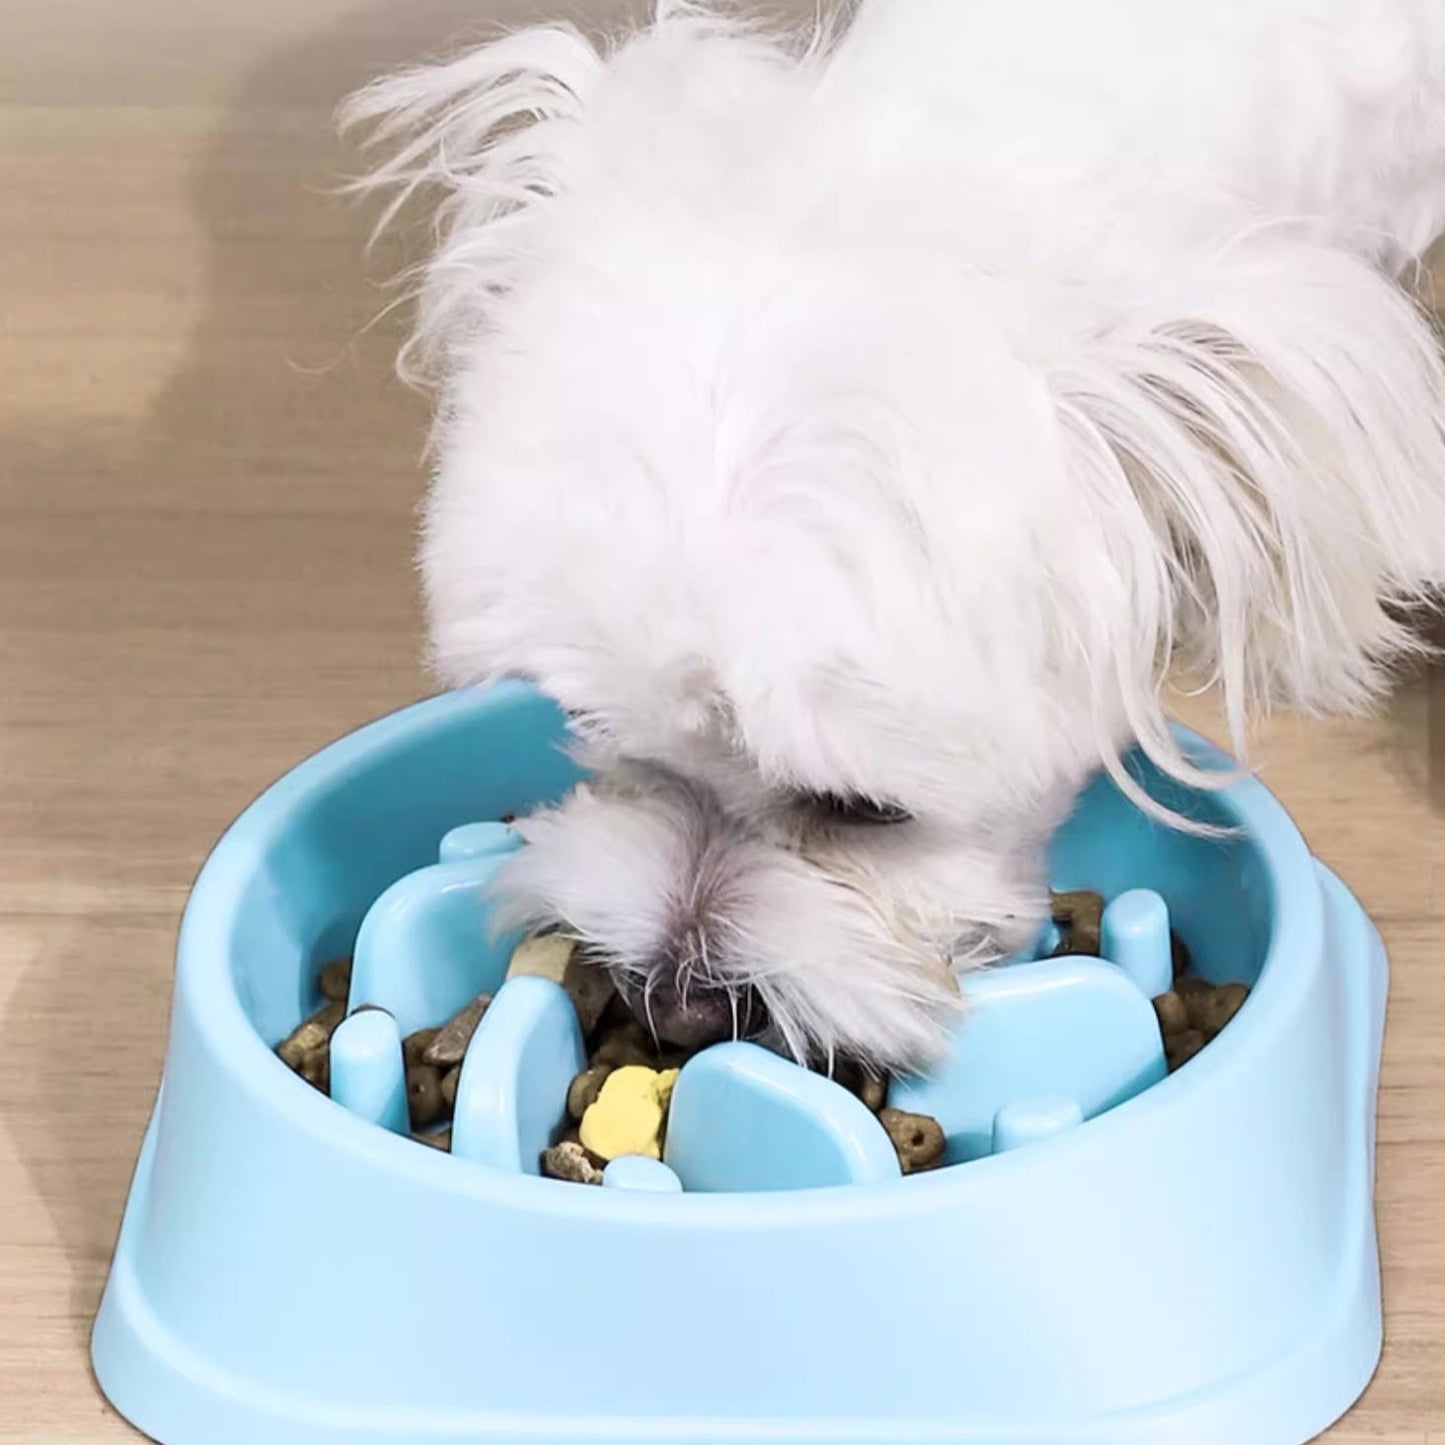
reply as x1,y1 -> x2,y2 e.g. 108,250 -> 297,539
1195,982 -> 1250,1039
403,1027 -> 440,1069
591,1020 -> 666,1070
506,933 -> 574,984
296,1046 -> 330,1093
1180,980 -> 1219,1032
407,1064 -> 445,1130
567,1064 -> 615,1122
556,1127 -> 609,1171
1175,977 -> 1212,1031
276,999 -> 345,1069
1050,890 -> 1104,957
541,1139 -> 604,1185
833,1060 -> 890,1112
1218,979 -> 1251,1016
879,1108 -> 947,1174
293,902 -> 1237,1189
424,993 -> 492,1068
562,951 -> 618,1038
1152,990 -> 1190,1038
1166,1028 -> 1207,1072
318,957 -> 353,1002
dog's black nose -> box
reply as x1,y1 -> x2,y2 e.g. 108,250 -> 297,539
615,967 -> 765,1051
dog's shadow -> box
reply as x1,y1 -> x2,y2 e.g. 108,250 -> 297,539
1398,253 -> 1445,814
1389,617 -> 1445,815
0,0 -> 661,1360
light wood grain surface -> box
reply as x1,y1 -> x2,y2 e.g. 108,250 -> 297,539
2,3 -> 1444,1440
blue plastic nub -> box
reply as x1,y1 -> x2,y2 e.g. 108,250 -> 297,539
1101,888 -> 1173,998
438,821 -> 522,865
329,1009 -> 409,1134
991,1095 -> 1085,1153
602,1156 -> 684,1192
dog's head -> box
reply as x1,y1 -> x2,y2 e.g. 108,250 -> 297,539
346,8 -> 1445,1069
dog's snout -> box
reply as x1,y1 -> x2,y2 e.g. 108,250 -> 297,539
616,961 -> 766,1051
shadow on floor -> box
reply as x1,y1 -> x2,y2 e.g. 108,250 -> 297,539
0,0 -> 652,1357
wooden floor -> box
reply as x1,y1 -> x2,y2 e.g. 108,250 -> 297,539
2,3 -> 1444,1439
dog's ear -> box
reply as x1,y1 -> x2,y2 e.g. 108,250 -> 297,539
1054,237 -> 1445,781
340,24 -> 603,384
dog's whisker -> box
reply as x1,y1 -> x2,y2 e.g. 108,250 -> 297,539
640,975 -> 662,1047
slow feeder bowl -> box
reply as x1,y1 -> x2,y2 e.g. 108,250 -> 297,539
91,683 -> 1388,1445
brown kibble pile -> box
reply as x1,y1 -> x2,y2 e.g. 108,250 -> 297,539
1050,890 -> 1104,958
1155,924 -> 1251,1070
295,1045 -> 331,1093
1152,990 -> 1189,1037
566,1065 -> 614,1121
1155,974 -> 1250,1072
270,939 -> 989,1186
542,998 -> 944,1185
273,954 -> 483,1152
317,958 -> 352,1003
423,995 -> 490,1068
540,1139 -> 605,1185
561,951 -> 618,1037
1048,892 -> 1251,1075
833,1059 -> 890,1114
276,995 -> 345,1075
397,993 -> 490,1147
275,896 -> 1249,1189
407,1064 -> 446,1129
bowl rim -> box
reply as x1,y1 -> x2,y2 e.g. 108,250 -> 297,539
174,682 -> 1323,1223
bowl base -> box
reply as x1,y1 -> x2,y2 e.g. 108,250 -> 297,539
91,865 -> 1387,1445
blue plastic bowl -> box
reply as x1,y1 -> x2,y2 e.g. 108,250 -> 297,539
91,683 -> 1387,1445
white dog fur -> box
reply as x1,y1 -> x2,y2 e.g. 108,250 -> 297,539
344,0 -> 1445,1070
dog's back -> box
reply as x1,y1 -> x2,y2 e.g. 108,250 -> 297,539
821,0 -> 1445,269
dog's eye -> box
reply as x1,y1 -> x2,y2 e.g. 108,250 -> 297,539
796,790 -> 912,825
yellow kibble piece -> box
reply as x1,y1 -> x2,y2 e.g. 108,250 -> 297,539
655,1068 -> 680,1112
579,1066 -> 666,1161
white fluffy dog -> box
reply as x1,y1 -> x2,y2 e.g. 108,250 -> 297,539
345,0 -> 1445,1071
